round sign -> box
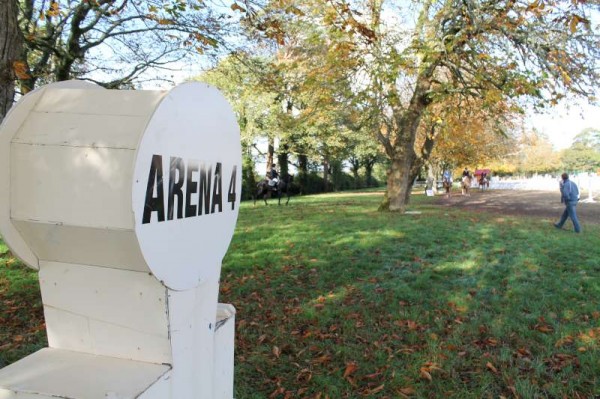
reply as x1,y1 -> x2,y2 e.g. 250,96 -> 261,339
132,82 -> 241,290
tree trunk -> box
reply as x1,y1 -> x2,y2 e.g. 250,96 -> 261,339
381,65 -> 436,211
298,153 -> 308,195
386,155 -> 415,212
0,0 -> 22,122
349,157 -> 360,188
277,144 -> 289,178
266,138 -> 275,177
323,157 -> 330,192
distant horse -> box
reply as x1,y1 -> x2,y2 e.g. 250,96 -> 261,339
442,178 -> 452,198
478,174 -> 490,190
461,175 -> 472,196
254,174 -> 293,205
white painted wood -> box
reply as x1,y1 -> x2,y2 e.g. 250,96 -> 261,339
0,81 -> 241,398
0,348 -> 171,399
0,81 -> 103,270
11,144 -> 136,229
39,262 -> 171,364
12,112 -> 147,149
137,372 -> 172,399
166,278 -> 220,398
132,83 -> 242,290
11,221 -> 148,272
215,304 -> 236,399
0,88 -> 42,270
32,87 -> 164,117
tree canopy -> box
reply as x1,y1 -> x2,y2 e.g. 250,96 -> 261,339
2,0 -> 598,202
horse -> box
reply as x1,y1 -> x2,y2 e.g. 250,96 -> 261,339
254,174 -> 293,205
461,175 -> 472,196
442,178 -> 452,198
478,174 -> 490,191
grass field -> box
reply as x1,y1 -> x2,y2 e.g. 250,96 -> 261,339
1,191 -> 599,398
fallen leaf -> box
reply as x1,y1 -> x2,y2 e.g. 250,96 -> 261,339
272,346 -> 281,359
420,369 -> 432,381
535,324 -> 554,333
486,362 -> 498,374
397,387 -> 415,398
364,384 -> 384,395
343,362 -> 358,378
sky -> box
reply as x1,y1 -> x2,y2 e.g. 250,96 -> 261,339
526,101 -> 600,150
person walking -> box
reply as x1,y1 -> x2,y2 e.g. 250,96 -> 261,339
554,173 -> 581,233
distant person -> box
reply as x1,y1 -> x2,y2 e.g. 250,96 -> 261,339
554,173 -> 581,233
268,163 -> 279,188
442,169 -> 453,198
462,167 -> 470,178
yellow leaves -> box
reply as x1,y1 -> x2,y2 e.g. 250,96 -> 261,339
13,61 -> 30,80
39,1 -> 60,20
231,3 -> 246,13
569,15 -> 589,34
47,1 -> 60,17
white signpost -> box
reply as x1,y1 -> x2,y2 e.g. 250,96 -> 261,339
0,81 -> 241,398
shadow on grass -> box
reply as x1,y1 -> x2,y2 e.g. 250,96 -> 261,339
224,193 -> 600,398
1,191 -> 599,398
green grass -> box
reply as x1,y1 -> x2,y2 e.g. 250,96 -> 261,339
1,191 -> 599,398
0,242 -> 46,368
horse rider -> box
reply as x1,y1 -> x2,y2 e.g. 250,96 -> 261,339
462,167 -> 470,178
480,171 -> 487,183
442,169 -> 453,198
268,163 -> 279,190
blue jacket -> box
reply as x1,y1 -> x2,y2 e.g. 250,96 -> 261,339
561,179 -> 579,203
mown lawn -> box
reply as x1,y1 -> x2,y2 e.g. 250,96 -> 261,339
1,191 -> 599,398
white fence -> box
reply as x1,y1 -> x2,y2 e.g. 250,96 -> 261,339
484,174 -> 600,194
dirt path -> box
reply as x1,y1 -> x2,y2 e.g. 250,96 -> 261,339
433,189 -> 600,225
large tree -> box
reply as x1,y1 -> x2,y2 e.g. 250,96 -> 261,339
266,0 -> 599,211
0,0 -> 22,121
561,128 -> 600,172
16,0 -> 234,92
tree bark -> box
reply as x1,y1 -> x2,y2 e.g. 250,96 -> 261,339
297,153 -> 308,195
323,156 -> 330,192
364,160 -> 375,187
349,157 -> 360,188
277,143 -> 289,178
382,63 -> 436,212
0,0 -> 22,122
266,138 -> 275,177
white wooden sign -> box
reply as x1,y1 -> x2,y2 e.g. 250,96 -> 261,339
133,83 -> 241,290
0,81 -> 241,398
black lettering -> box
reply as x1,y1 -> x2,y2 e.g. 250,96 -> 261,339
168,157 -> 185,220
142,154 -> 165,224
211,162 -> 223,213
185,160 -> 199,218
227,166 -> 237,210
198,163 -> 212,215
